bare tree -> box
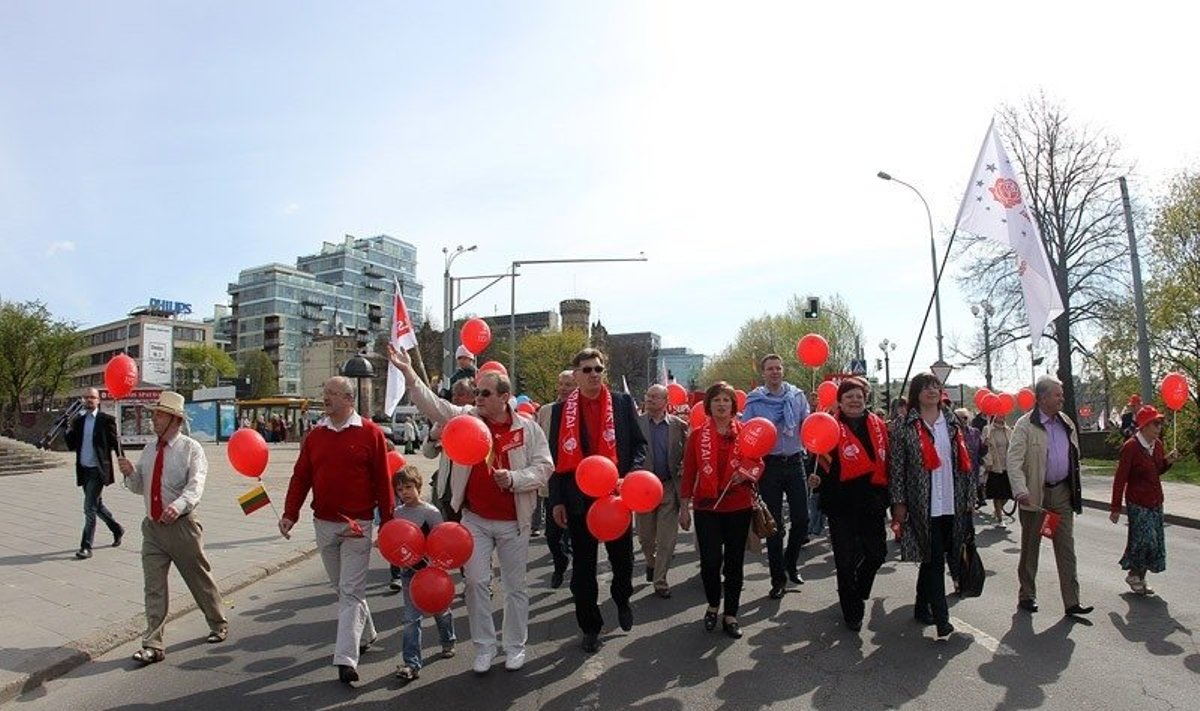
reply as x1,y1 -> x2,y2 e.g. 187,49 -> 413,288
956,92 -> 1132,419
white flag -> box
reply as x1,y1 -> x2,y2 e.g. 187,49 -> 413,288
384,278 -> 419,417
955,120 -> 1064,349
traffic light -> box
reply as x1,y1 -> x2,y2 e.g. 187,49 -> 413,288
803,296 -> 820,319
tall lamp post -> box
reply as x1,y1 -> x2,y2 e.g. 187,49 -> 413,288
878,339 -> 896,413
971,300 -> 995,390
341,352 -> 375,419
442,244 -> 477,380
510,254 -> 648,386
877,171 -> 946,373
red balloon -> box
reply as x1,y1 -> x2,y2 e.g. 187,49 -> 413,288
586,495 -> 632,542
666,383 -> 688,408
973,388 -> 992,410
689,402 -> 708,429
386,450 -> 406,474
1016,388 -> 1035,411
378,519 -> 426,567
460,318 -> 492,355
1161,372 -> 1190,411
410,567 -> 455,615
620,470 -> 664,514
735,389 -> 747,411
426,521 -> 474,569
737,417 -> 778,459
816,381 -> 838,410
442,415 -> 491,465
104,354 -> 139,399
478,360 -> 508,377
800,412 -> 839,454
980,393 -> 1001,417
996,392 -> 1015,416
796,334 -> 830,368
516,402 -> 536,415
577,455 -> 619,497
227,428 -> 269,477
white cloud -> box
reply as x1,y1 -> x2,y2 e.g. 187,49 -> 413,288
283,202 -> 301,215
46,240 -> 76,256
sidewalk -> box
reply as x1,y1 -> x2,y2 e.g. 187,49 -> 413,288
0,441 -> 438,706
1079,465 -> 1200,530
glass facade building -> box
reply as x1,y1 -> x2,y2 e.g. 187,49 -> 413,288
228,234 -> 423,395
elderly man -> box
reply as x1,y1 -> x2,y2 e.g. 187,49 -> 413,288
64,387 -> 125,559
280,376 -> 394,684
389,344 -> 552,674
636,384 -> 687,598
1007,375 -> 1092,618
549,348 -> 647,654
537,370 -> 577,588
741,353 -> 811,599
117,391 -> 227,665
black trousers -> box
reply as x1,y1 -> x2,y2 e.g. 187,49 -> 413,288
694,509 -> 753,617
545,501 -> 570,574
826,507 -> 887,624
916,514 -> 955,625
567,510 -> 633,635
759,455 -> 808,585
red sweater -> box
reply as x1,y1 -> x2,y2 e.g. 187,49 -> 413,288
1110,435 -> 1171,513
681,426 -> 754,512
285,420 -> 394,524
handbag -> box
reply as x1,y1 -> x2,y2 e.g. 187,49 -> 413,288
958,533 -> 985,598
750,490 -> 777,539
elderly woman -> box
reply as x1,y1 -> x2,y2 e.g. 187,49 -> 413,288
889,372 -> 978,638
680,381 -> 759,640
1109,405 -> 1179,595
981,415 -> 1013,525
807,377 -> 889,631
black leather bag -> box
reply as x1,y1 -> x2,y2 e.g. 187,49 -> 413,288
958,535 -> 985,598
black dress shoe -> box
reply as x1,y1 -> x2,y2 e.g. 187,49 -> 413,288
75,548 -> 92,560
1018,599 -> 1039,613
645,567 -> 654,583
112,528 -> 124,548
582,633 -> 600,653
787,569 -> 804,585
722,619 -> 743,639
914,608 -> 935,625
703,610 -> 718,631
337,664 -> 359,684
936,621 -> 955,638
1065,604 -> 1094,616
769,584 -> 786,600
550,570 -> 565,589
845,617 -> 863,632
617,605 -> 634,631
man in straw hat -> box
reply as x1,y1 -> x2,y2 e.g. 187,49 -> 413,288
117,390 -> 227,665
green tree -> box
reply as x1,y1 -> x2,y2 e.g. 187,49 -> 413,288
175,345 -> 238,399
0,300 -> 82,414
514,329 -> 589,403
31,324 -> 86,410
239,350 -> 280,399
700,294 -> 862,392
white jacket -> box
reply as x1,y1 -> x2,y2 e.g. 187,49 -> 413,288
408,378 -> 552,535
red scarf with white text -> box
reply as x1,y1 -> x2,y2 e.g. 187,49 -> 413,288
837,413 -> 889,486
914,417 -> 971,475
556,385 -> 617,472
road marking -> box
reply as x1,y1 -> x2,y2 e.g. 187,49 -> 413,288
951,616 -> 1017,655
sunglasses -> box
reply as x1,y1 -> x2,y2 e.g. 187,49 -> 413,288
580,365 -> 605,374
473,388 -> 493,398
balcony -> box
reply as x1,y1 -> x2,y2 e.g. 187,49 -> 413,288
363,265 -> 386,279
301,295 -> 326,307
301,308 -> 324,321
363,280 -> 385,291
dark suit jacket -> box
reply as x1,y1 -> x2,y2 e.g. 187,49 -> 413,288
64,411 -> 120,487
636,413 -> 687,500
547,390 -> 646,515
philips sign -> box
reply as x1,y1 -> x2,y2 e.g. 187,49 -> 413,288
149,298 -> 192,315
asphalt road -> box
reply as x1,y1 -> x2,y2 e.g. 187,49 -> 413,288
14,511 -> 1200,710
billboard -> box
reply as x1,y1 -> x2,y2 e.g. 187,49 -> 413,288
142,323 -> 174,386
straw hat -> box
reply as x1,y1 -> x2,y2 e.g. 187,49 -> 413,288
149,391 -> 186,419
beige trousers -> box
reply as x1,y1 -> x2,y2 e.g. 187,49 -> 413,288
1017,482 -> 1079,609
141,514 -> 226,650
636,484 -> 681,592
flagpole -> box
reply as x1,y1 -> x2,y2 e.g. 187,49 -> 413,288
897,227 -> 961,399
260,476 -> 282,522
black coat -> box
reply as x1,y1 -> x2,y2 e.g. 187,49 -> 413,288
547,390 -> 646,515
64,411 -> 121,487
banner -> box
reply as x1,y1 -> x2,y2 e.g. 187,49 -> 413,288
142,323 -> 174,386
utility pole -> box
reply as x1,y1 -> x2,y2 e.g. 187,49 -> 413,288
1120,177 -> 1153,404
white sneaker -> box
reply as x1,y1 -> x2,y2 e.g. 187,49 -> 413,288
472,649 -> 495,674
504,649 -> 526,671
1125,573 -> 1145,594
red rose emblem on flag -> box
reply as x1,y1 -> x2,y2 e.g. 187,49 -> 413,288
989,178 -> 1022,209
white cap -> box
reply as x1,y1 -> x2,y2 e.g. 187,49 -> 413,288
455,345 -> 475,360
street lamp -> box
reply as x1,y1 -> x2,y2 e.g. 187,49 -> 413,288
878,339 -> 896,412
877,171 -> 944,365
510,254 -> 648,386
341,352 -> 375,418
971,300 -> 995,390
442,244 -> 477,380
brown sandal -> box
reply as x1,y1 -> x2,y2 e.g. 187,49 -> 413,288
132,647 -> 165,665
206,629 -> 228,644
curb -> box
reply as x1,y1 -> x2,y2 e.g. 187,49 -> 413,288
1079,497 -> 1200,531
0,545 -> 319,707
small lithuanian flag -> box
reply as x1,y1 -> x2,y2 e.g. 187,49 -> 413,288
238,484 -> 270,515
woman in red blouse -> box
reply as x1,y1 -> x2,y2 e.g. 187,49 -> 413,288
680,381 -> 760,639
1109,406 -> 1179,595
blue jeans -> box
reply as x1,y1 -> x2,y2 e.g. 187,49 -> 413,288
399,568 -> 456,670
80,467 -> 121,550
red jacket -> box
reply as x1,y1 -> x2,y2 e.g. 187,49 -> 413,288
681,424 -> 754,512
285,419 -> 394,523
1110,435 -> 1171,513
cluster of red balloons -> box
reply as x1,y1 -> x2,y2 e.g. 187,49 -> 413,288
796,334 -> 829,368
104,354 -> 139,399
574,456 -> 664,541
975,388 -> 1020,417
1161,372 -> 1191,411
442,415 -> 491,465
460,318 -> 492,355
228,428 -> 270,477
377,520 -> 474,614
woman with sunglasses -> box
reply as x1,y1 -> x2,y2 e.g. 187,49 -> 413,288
889,372 -> 979,638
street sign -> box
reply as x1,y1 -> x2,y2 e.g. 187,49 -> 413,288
850,359 -> 867,375
930,360 -> 954,385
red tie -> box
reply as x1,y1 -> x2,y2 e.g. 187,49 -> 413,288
150,438 -> 166,520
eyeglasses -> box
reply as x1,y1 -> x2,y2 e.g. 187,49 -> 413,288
473,388 -> 493,398
580,365 -> 605,374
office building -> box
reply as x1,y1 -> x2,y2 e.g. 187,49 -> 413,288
71,303 -> 213,396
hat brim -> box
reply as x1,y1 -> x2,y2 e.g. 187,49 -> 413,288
149,405 -> 186,419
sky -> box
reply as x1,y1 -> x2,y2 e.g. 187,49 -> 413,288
3,1 -> 1198,394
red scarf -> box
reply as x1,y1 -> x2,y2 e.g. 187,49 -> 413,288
837,413 -> 889,486
694,419 -> 764,500
556,385 -> 617,472
914,417 -> 971,474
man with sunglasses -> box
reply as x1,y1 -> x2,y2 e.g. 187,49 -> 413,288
388,345 -> 552,675
548,348 -> 647,653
